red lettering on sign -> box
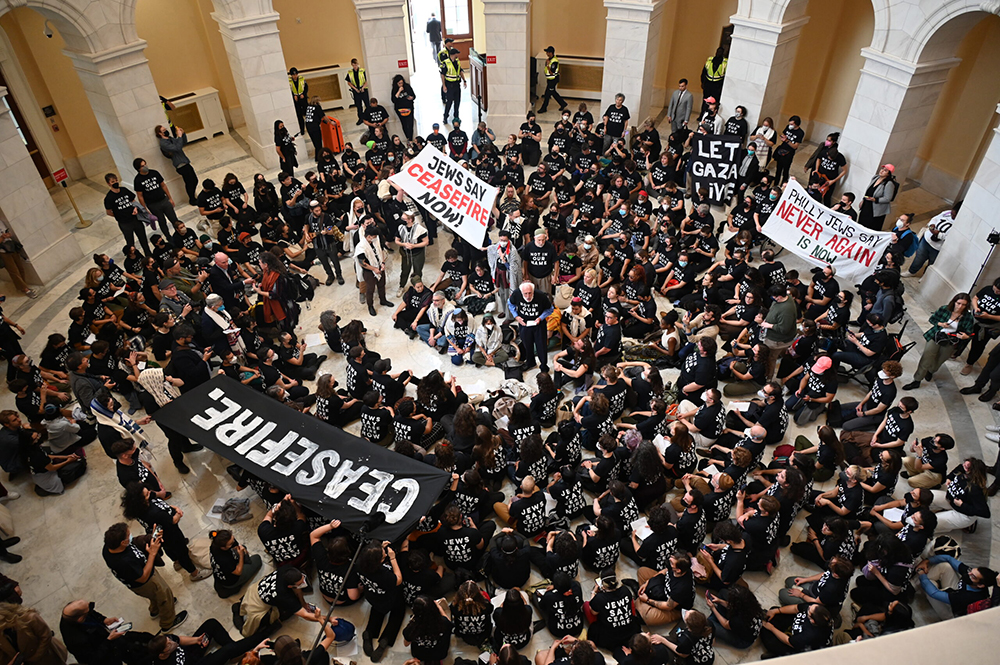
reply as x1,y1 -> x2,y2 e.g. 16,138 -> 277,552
406,163 -> 423,178
417,170 -> 433,186
427,178 -> 443,195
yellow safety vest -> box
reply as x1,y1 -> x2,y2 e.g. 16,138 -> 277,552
289,76 -> 306,96
438,47 -> 450,66
704,57 -> 727,82
347,68 -> 367,89
546,57 -> 560,80
443,59 -> 462,82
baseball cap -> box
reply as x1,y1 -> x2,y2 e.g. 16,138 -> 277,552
238,232 -> 252,242
705,96 -> 717,104
534,228 -> 546,238
309,200 -> 320,207
288,67 -> 298,75
545,46 -> 555,53
812,356 -> 833,374
883,163 -> 895,173
639,190 -> 647,197
158,278 -> 174,291
432,123 -> 440,129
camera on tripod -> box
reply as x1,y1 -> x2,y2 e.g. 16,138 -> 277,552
989,229 -> 1000,245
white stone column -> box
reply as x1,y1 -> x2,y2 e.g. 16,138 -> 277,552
483,0 -> 530,140
920,108 -> 1000,306
0,88 -> 82,285
723,14 -> 810,128
212,9 -> 297,169
600,0 -> 665,127
354,0 -> 412,140
839,49 -> 959,199
64,42 -> 177,189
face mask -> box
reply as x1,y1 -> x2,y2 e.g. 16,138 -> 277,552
905,516 -> 917,527
748,150 -> 755,155
904,492 -> 914,504
678,260 -> 688,267
128,534 -> 134,546
788,124 -> 795,130
620,209 -> 627,216
140,167 -> 149,174
744,428 -> 753,437
769,195 -> 778,201
756,389 -> 767,399
97,275 -> 104,282
205,242 -> 214,250
218,305 -> 225,312
583,243 -> 592,250
824,140 -> 832,147
877,370 -> 889,380
108,258 -> 115,266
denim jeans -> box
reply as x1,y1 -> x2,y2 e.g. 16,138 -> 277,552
416,324 -> 448,348
908,238 -> 939,274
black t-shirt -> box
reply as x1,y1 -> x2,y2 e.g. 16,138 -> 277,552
779,126 -> 805,152
403,618 -> 453,661
788,610 -> 831,652
644,568 -> 695,609
510,290 -> 552,322
210,541 -> 242,587
358,561 -> 401,612
197,188 -> 224,214
451,600 -> 492,639
589,586 -> 637,640
673,628 -> 715,665
103,543 -> 148,588
693,402 -> 725,438
879,407 -> 913,443
448,129 -> 469,154
104,187 -> 137,223
134,170 -> 166,203
816,152 -> 846,179
257,518 -> 309,565
603,105 -> 631,138
313,541 -> 359,600
509,491 -> 547,537
537,584 -> 584,636
256,570 -> 302,617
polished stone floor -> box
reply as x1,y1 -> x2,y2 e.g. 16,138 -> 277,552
0,110 -> 997,665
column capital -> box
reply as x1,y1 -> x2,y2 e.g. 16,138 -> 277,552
62,40 -> 149,75
353,0 -> 405,16
481,0 -> 530,13
211,10 -> 281,41
729,15 -> 810,46
604,0 -> 665,20
859,48 -> 960,87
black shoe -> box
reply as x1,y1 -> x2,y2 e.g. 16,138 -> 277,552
980,392 -> 997,402
164,611 -> 187,633
0,552 -> 21,564
926,372 -> 934,381
325,276 -> 335,286
989,483 -> 1000,497
379,300 -> 394,307
960,386 -> 982,395
362,634 -> 374,658
540,366 -> 549,374
902,381 -> 921,390
368,305 -> 377,316
538,107 -> 548,113
226,464 -> 243,484
175,463 -> 190,475
533,619 -> 547,633
372,642 -> 389,663
900,471 -> 910,479
559,105 -> 569,112
182,443 -> 203,452
356,119 -> 364,126
0,537 -> 20,548
337,275 -> 344,285
438,345 -> 448,355
405,329 -> 418,339
188,199 -> 198,207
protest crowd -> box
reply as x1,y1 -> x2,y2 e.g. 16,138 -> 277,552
0,43 -> 994,665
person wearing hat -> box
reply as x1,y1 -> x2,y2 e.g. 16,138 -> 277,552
785,355 -> 838,425
345,58 -> 370,126
287,67 -> 308,134
520,228 -> 557,296
426,122 -> 447,151
447,117 -> 469,161
700,47 -> 728,114
538,46 -> 567,114
697,98 -> 723,134
858,164 -> 899,231
440,47 -> 466,123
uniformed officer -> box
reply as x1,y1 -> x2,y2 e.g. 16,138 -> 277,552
437,38 -> 455,104
538,46 -> 568,114
440,48 -> 466,124
344,58 -> 370,126
700,47 -> 727,114
288,67 -> 308,134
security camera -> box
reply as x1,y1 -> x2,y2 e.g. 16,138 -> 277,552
43,20 -> 53,39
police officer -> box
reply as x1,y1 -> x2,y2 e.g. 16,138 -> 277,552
345,58 -> 369,126
700,47 -> 727,114
538,46 -> 567,114
441,48 -> 466,124
437,38 -> 455,104
288,67 -> 308,134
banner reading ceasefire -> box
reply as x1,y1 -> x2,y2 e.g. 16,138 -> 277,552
761,178 -> 892,284
390,145 -> 498,248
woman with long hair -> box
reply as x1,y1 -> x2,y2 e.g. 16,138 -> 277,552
663,421 -> 697,482
628,441 -> 668,511
253,174 -> 281,219
391,74 -> 416,140
530,372 -> 562,428
274,120 -> 297,175
659,608 -> 715,664
255,252 -> 296,333
473,427 -> 508,488
401,595 -> 452,665
492,588 -> 533,651
553,337 -> 596,389
705,584 -> 764,648
794,424 -> 845,482
930,457 -> 991,533
450,580 -> 493,647
580,514 -> 621,572
121,482 -> 211,581
0,603 -> 67,665
906,292 -> 974,389
314,373 -> 362,427
356,541 -> 404,661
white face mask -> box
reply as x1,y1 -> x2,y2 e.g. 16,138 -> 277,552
744,428 -> 753,437
878,370 -> 890,380
905,516 -> 917,527
756,389 -> 767,399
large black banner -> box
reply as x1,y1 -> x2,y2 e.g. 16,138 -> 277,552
152,376 -> 449,542
688,134 -> 742,205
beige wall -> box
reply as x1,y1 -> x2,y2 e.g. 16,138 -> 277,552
472,0 -> 486,54
780,0 -> 872,139
657,0 -> 737,108
273,0 -> 363,70
916,14 -> 1000,183
531,0 -> 606,58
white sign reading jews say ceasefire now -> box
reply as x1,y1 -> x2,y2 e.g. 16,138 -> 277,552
389,145 -> 499,248
761,178 -> 893,284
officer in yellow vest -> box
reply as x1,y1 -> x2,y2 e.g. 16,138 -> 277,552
345,58 -> 370,126
440,48 -> 466,123
288,67 -> 309,134
700,47 -> 727,114
538,45 -> 567,114
437,38 -> 454,104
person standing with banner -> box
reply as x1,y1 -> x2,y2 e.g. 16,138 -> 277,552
509,282 -> 553,373
355,226 -> 394,317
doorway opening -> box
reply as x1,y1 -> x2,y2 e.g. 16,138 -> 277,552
0,67 -> 52,188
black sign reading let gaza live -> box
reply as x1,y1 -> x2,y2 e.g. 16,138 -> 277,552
152,376 -> 449,542
689,134 -> 743,205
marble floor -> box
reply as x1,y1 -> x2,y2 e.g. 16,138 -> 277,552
0,126 -> 997,665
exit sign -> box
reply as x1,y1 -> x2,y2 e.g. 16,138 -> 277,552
397,59 -> 408,68
486,55 -> 496,64
53,168 -> 68,183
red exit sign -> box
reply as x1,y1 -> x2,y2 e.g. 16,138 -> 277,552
53,168 -> 68,183
397,59 -> 408,68
486,55 -> 496,64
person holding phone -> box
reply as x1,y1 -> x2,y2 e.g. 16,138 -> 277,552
147,614 -> 271,665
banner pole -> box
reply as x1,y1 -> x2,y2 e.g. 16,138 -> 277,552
306,522 -> 375,657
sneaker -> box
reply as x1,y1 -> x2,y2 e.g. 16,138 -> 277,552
987,433 -> 1000,443
0,492 -> 19,503
164,610 -> 188,632
396,286 -> 405,298
190,568 -> 212,581
358,291 -> 364,304
986,425 -> 1000,433
23,289 -> 38,299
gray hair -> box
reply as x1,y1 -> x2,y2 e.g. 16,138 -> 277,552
433,290 -> 447,299
519,281 -> 534,293
320,310 -> 338,331
206,294 -> 223,308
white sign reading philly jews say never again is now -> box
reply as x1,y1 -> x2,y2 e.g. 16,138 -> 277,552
389,145 -> 499,248
761,178 -> 893,284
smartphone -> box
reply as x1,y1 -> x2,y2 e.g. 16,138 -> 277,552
115,622 -> 132,633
